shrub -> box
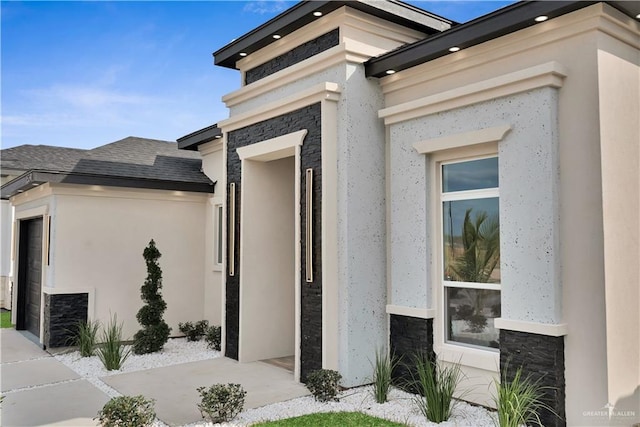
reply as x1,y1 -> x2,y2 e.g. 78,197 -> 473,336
197,383 -> 246,423
371,347 -> 399,404
411,355 -> 464,423
205,325 -> 222,351
96,395 -> 155,427
179,320 -> 209,341
133,239 -> 171,354
96,314 -> 130,371
306,369 -> 342,402
73,319 -> 100,357
494,365 -> 554,427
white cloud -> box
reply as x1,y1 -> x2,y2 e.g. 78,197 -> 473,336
27,85 -> 157,109
243,1 -> 288,15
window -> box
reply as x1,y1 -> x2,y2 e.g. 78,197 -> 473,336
440,156 -> 500,350
215,204 -> 223,266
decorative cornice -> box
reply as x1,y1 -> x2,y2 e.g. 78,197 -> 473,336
219,82 -> 341,133
386,304 -> 435,319
379,61 -> 567,125
414,124 -> 511,154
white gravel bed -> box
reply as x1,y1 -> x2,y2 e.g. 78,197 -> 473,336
55,340 -> 496,427
184,386 -> 497,427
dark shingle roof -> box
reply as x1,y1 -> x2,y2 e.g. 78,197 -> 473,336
1,137 -> 214,198
1,145 -> 87,174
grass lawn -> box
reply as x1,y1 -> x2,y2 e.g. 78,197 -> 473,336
252,412 -> 405,427
1,310 -> 12,328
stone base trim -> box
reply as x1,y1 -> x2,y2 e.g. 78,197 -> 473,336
389,314 -> 434,392
494,317 -> 568,336
43,293 -> 88,348
500,329 -> 566,427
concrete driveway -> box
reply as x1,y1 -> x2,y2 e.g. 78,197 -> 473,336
1,329 -> 309,426
0,329 -> 109,426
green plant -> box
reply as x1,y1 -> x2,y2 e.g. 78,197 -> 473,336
370,347 -> 399,404
95,395 -> 155,427
205,325 -> 221,351
133,239 -> 171,354
411,355 -> 464,423
494,365 -> 554,427
96,314 -> 131,371
72,319 -> 100,357
197,383 -> 246,423
305,369 -> 342,402
179,320 -> 209,341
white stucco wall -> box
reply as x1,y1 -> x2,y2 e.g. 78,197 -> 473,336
1,200 -> 14,309
46,185 -> 208,341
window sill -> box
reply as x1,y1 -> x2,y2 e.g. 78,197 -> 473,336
435,343 -> 499,372
212,265 -> 222,273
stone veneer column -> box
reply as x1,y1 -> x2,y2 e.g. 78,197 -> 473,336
43,293 -> 88,348
389,314 -> 434,391
500,330 -> 566,427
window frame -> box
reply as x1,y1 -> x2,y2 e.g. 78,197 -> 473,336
430,143 -> 500,371
212,199 -> 224,272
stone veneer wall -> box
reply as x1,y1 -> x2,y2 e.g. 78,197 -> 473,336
245,29 -> 339,85
43,293 -> 88,348
389,314 -> 434,391
226,103 -> 322,379
500,330 -> 566,427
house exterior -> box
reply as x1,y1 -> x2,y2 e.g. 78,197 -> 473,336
178,1 -> 639,426
3,1 -> 638,425
1,137 -> 220,346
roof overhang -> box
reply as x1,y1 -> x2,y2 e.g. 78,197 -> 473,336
366,1 -> 640,78
177,124 -> 222,151
214,0 -> 455,70
1,170 -> 215,200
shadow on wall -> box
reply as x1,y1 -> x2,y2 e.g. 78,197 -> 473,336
614,386 -> 640,426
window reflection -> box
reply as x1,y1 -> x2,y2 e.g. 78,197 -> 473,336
446,288 -> 500,348
442,157 -> 499,192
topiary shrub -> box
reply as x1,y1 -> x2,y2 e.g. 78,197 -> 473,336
96,395 -> 155,427
205,325 -> 222,351
133,239 -> 171,354
179,320 -> 209,341
197,383 -> 246,423
306,369 -> 342,402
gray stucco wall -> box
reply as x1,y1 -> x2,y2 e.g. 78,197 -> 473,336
389,87 -> 561,324
335,63 -> 387,386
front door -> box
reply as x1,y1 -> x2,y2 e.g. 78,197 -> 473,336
17,217 -> 43,338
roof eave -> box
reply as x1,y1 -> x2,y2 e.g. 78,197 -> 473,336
177,124 -> 222,151
365,1 -> 597,78
1,170 -> 215,200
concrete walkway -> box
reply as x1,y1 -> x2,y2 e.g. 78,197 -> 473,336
1,329 -> 309,426
0,329 -> 109,426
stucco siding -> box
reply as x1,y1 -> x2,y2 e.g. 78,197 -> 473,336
50,187 -> 208,341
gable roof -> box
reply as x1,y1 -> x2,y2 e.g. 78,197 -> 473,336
1,137 -> 214,199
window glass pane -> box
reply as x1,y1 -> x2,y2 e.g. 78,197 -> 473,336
442,157 -> 498,192
443,198 -> 500,283
446,287 -> 500,348
217,205 -> 223,264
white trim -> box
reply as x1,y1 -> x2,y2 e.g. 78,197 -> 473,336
436,343 -> 500,372
15,205 -> 48,221
219,83 -> 341,133
236,130 -> 308,162
379,62 -> 567,125
414,125 -> 511,154
494,318 -> 568,337
386,304 -> 435,319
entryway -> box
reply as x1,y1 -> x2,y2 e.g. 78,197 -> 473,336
238,155 -> 296,372
16,217 -> 43,339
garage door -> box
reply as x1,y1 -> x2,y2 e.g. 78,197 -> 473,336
18,217 -> 43,338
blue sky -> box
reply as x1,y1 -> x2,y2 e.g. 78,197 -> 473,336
1,1 -> 515,150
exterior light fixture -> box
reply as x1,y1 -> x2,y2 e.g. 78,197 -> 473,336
239,52 -> 248,57
449,46 -> 461,52
385,69 -> 396,75
535,15 -> 548,22
214,135 -> 222,139
636,13 -> 640,19
313,11 -> 322,17
272,34 -> 281,39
